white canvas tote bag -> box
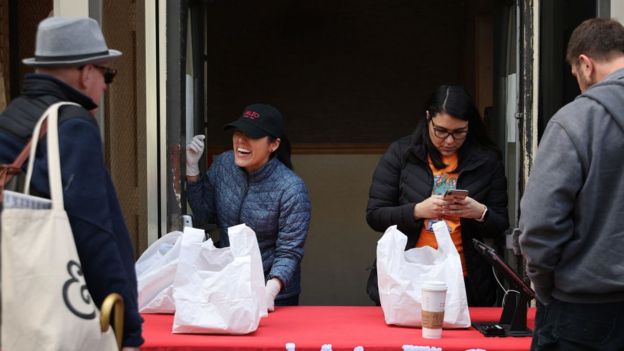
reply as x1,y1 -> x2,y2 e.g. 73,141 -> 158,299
1,102 -> 118,350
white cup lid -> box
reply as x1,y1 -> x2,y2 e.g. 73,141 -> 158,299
422,280 -> 447,291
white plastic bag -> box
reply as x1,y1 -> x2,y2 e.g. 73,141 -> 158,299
136,231 -> 183,313
377,223 -> 471,328
172,224 -> 267,334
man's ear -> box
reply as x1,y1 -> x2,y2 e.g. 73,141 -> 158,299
79,64 -> 100,90
77,65 -> 91,89
578,54 -> 594,75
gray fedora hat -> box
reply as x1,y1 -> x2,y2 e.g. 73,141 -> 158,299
23,16 -> 122,67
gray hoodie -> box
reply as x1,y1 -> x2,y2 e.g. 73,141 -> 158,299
519,68 -> 624,304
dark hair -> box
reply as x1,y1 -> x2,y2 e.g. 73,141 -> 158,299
413,84 -> 497,171
270,136 -> 293,170
566,18 -> 624,65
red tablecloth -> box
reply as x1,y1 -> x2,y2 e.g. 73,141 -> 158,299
142,306 -> 535,351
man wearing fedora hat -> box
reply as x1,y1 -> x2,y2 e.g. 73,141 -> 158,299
0,17 -> 142,349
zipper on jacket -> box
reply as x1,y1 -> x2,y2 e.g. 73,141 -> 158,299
237,173 -> 250,224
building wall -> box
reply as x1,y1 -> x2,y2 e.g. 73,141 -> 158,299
613,0 -> 624,23
294,154 -> 381,305
48,0 -> 148,255
102,0 -> 147,256
0,0 -> 9,109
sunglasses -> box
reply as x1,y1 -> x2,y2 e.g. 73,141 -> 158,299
92,64 -> 117,84
80,64 -> 117,84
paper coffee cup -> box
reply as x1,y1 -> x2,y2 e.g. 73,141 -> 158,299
421,280 -> 447,339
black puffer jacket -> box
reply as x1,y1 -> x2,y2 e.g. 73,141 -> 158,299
366,133 -> 509,306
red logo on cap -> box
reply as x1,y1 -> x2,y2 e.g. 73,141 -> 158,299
243,110 -> 260,119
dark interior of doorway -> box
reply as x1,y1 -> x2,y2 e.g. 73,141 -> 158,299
539,0 -> 596,138
194,0 -> 510,153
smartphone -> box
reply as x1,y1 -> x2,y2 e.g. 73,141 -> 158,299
443,189 -> 469,200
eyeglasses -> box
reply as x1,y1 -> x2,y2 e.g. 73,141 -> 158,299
92,65 -> 117,84
430,119 -> 468,140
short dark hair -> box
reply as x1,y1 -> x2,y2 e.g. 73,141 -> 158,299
566,18 -> 624,65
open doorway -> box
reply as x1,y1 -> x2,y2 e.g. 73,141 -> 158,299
183,0 -> 517,305
539,0 -> 596,137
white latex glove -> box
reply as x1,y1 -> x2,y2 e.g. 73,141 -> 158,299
186,135 -> 205,176
266,278 -> 282,312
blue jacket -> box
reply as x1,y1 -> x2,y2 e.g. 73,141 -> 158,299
187,151 -> 311,299
0,74 -> 143,346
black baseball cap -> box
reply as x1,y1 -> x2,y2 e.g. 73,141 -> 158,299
224,104 -> 284,139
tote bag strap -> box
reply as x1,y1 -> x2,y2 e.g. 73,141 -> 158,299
24,102 -> 80,210
0,124 -> 46,200
0,134 -> 41,186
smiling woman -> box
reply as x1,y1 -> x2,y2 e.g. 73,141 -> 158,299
184,103 -> 311,311
230,130 -> 278,172
224,104 -> 291,172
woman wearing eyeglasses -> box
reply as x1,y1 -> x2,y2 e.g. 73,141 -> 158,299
366,84 -> 509,307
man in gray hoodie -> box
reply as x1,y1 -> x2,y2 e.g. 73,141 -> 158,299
519,18 -> 624,350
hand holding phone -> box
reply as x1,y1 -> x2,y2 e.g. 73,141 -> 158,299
443,189 -> 469,200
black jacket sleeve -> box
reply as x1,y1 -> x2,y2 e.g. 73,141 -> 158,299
475,157 -> 509,239
366,141 -> 423,237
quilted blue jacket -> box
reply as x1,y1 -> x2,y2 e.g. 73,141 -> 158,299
187,151 -> 311,298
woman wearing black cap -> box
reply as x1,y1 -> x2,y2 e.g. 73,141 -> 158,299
366,85 -> 509,306
185,104 -> 311,311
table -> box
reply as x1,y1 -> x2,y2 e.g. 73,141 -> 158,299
142,306 -> 535,351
